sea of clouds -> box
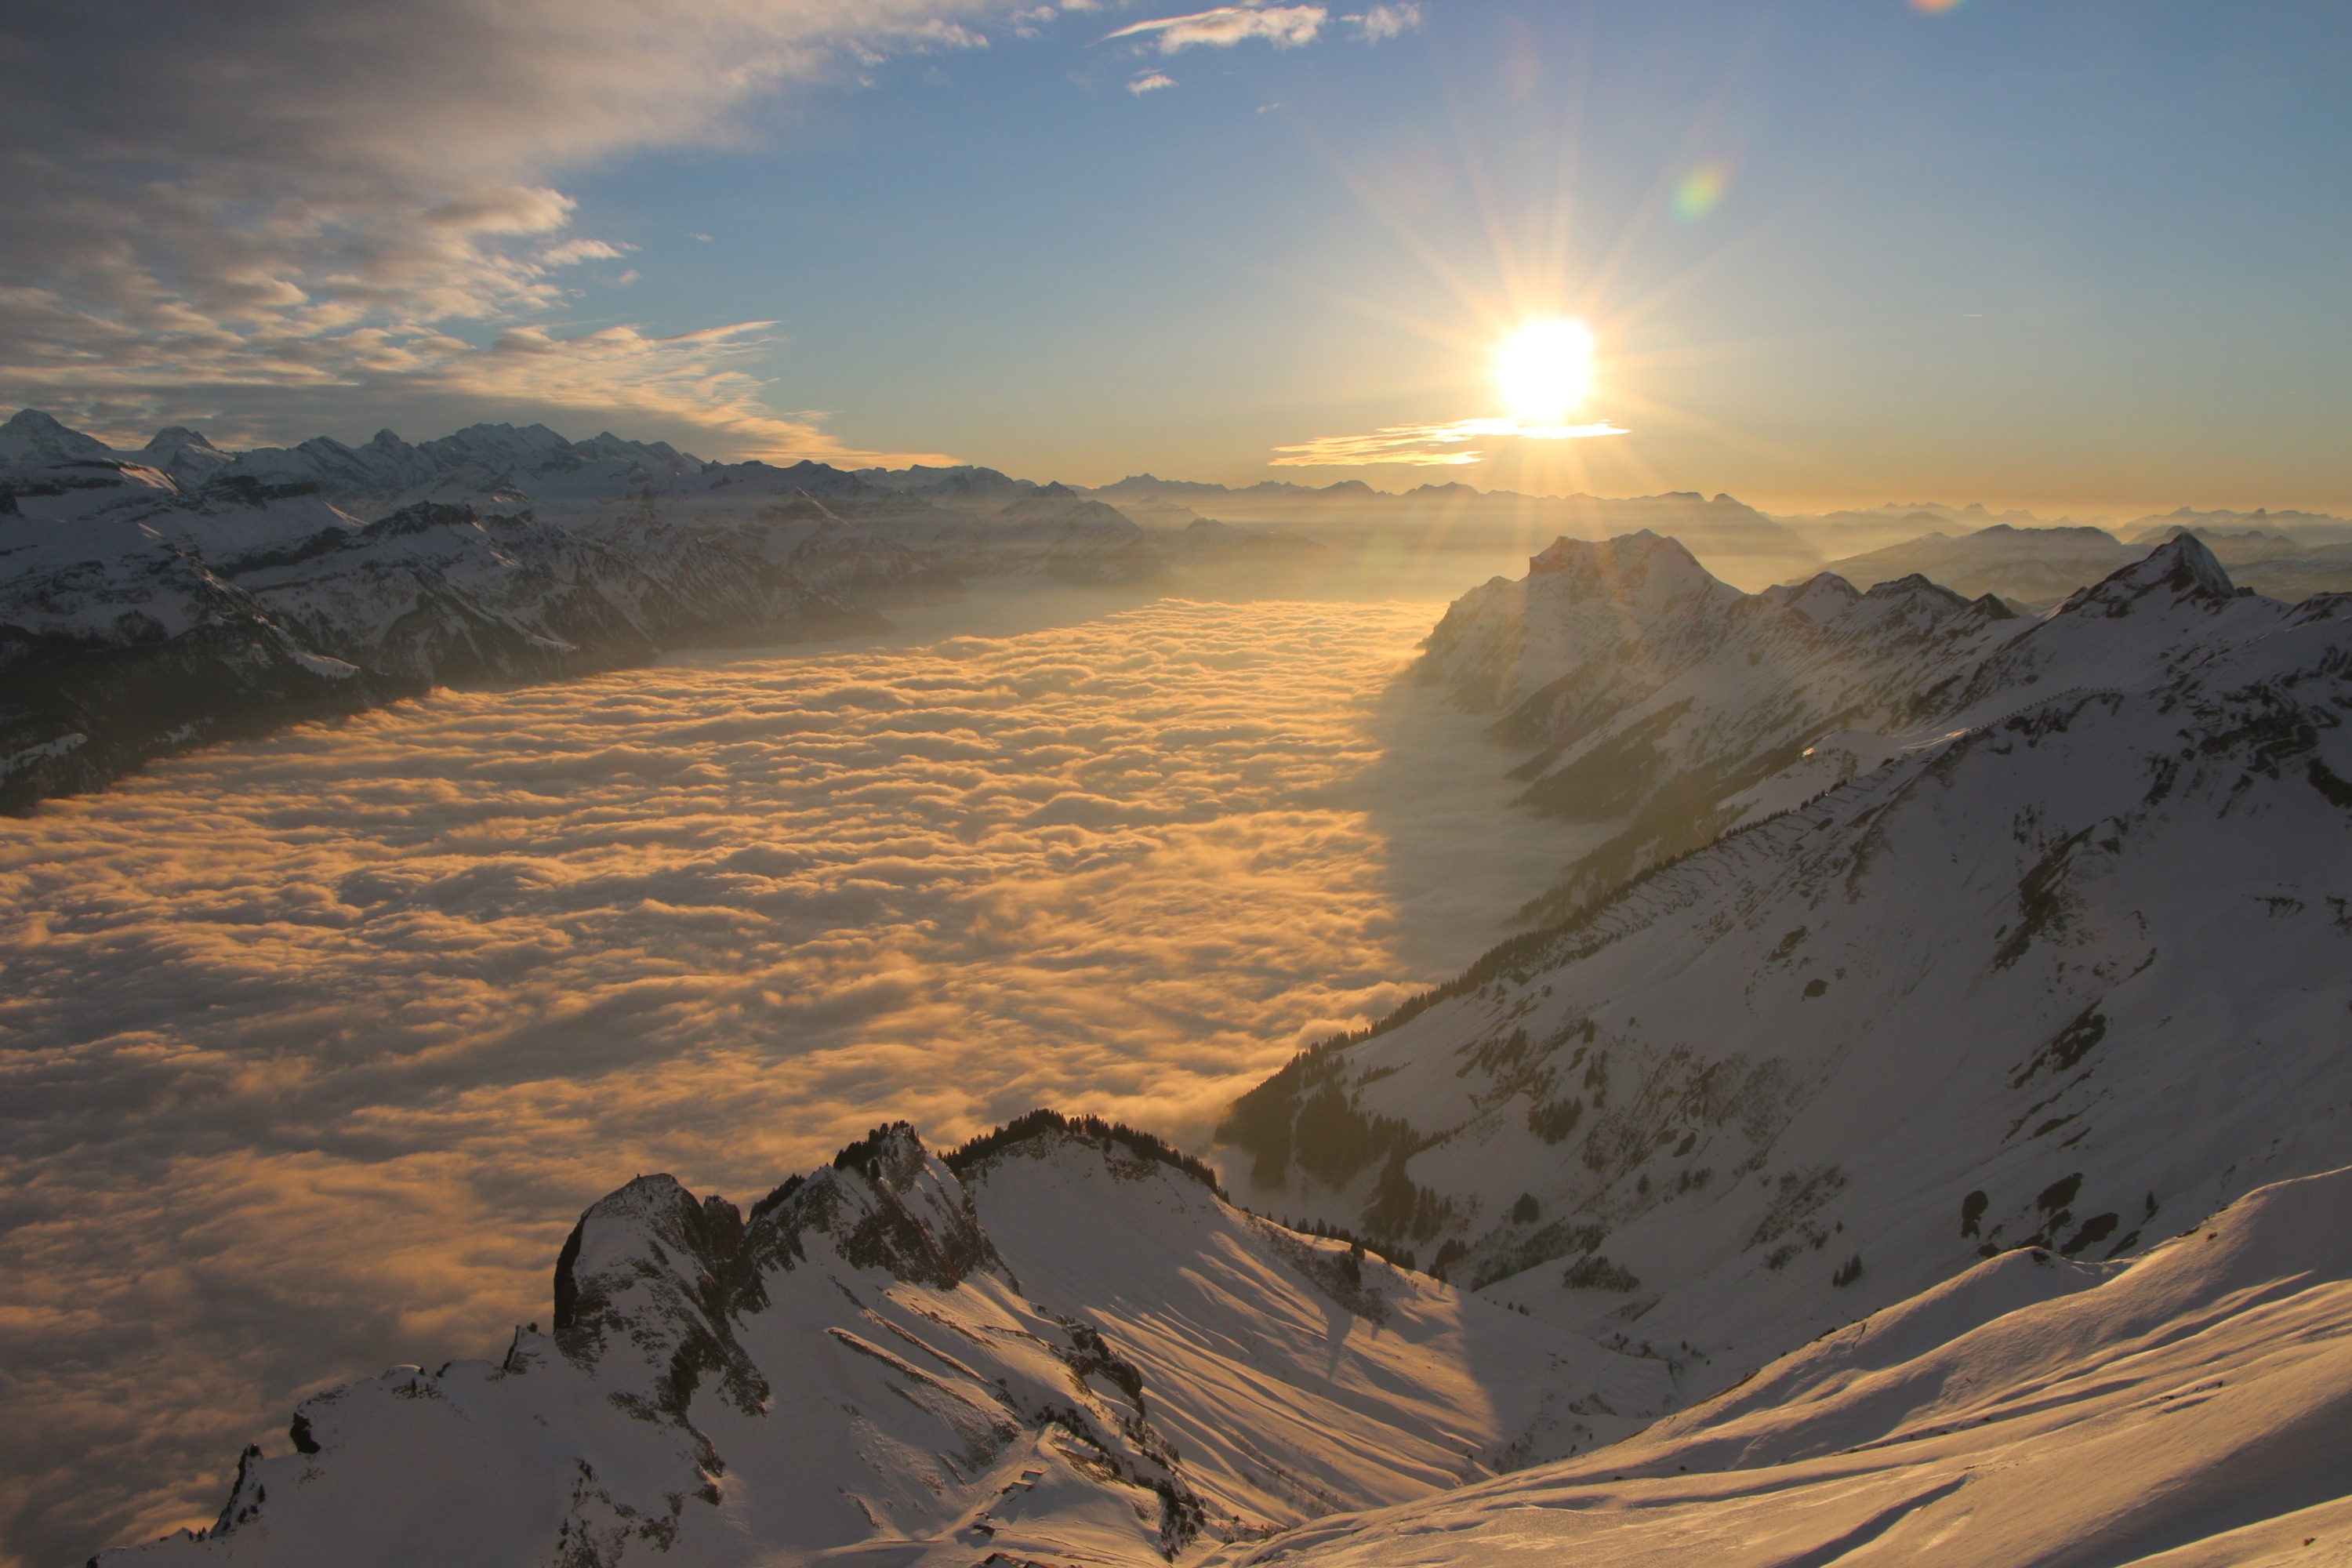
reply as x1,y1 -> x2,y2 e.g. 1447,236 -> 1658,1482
0,590 -> 1600,1565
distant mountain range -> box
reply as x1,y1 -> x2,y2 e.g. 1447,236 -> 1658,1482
0,409 -> 1330,811
15,402 -> 2350,814
1817,519 -> 2352,609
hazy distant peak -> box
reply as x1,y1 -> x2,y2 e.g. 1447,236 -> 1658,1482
1526,528 -> 1707,582
0,407 -> 114,467
143,426 -> 222,453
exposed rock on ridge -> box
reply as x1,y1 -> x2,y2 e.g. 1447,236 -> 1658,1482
1226,535 -> 2352,1398
106,1120 -> 1664,1567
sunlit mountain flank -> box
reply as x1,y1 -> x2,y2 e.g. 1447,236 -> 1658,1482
4,4 -> 2349,1567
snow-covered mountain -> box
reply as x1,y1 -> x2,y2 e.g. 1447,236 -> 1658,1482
63,520 -> 2352,1564
1418,530 -> 2021,915
0,455 -> 858,807
103,1116 -> 1666,1567
1218,1163 -> 2352,1568
1814,519 -> 2352,608
0,459 -> 401,804
1218,535 -> 2352,1397
0,410 -> 1330,809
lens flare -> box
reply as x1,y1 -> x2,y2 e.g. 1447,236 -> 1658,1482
1494,318 -> 1595,424
1673,162 -> 1730,223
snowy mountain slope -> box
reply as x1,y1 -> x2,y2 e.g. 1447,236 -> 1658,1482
0,412 -> 1331,809
1418,531 -> 2025,915
0,461 -> 399,804
0,457 -> 887,806
3,410 -> 1319,593
1220,537 -> 2352,1395
223,502 -> 861,684
103,1117 -> 1664,1567
1212,1163 -> 2352,1568
0,407 -> 113,468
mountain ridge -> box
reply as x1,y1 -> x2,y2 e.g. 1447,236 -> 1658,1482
1214,534 -> 2352,1393
104,1114 -> 1667,1566
0,414 -> 1330,811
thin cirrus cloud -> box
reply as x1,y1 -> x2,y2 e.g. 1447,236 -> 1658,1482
0,0 -> 1024,459
1101,4 -> 1331,53
0,596 -> 1589,1566
1129,71 -> 1180,94
1272,414 -> 1630,467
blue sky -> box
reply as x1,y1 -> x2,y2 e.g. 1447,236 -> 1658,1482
4,0 -> 2348,510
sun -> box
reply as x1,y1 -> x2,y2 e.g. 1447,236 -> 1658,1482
1494,318 -> 1595,425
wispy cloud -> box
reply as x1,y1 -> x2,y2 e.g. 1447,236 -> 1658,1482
1128,70 -> 1178,93
1344,2 -> 1421,42
539,238 -> 632,267
1272,415 -> 1629,466
1101,4 -> 1327,53
0,0 -> 1032,457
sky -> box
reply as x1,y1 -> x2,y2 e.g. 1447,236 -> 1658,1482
3,0 -> 2348,511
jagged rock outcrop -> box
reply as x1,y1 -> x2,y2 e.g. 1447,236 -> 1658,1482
107,1120 -> 1663,1566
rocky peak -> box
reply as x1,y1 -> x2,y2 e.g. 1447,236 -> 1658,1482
143,426 -> 224,455
750,1122 -> 1009,1290
552,1173 -> 768,1424
2073,531 -> 2237,609
1523,531 -> 1725,608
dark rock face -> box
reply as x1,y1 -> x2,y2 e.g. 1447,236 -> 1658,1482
554,1176 -> 771,1428
762,1122 -> 1010,1290
552,1126 -> 1013,1436
0,612 -> 408,812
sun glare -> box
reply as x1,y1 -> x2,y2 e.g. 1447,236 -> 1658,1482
1495,318 -> 1595,426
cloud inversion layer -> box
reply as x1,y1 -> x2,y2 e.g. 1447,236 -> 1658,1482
0,594 -> 1592,1567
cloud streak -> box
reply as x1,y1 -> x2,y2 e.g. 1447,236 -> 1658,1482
0,593 -> 1603,1568
1102,4 -> 1328,53
1271,415 -> 1632,467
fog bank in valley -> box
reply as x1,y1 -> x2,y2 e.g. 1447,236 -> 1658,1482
0,592 -> 1595,1564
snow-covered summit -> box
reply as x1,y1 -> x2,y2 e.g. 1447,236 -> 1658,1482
107,1114 -> 1665,1566
0,406 -> 114,467
1421,529 -> 2024,915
